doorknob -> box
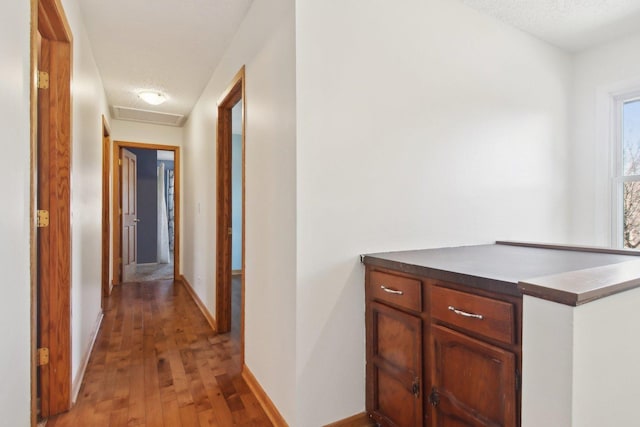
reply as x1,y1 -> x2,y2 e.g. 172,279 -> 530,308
134,218 -> 141,222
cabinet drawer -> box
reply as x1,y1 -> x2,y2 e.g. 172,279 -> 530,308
431,285 -> 515,344
369,271 -> 422,312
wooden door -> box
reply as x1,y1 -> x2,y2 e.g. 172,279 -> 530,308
430,325 -> 516,427
32,0 -> 72,418
35,0 -> 73,417
368,302 -> 423,427
121,148 -> 138,282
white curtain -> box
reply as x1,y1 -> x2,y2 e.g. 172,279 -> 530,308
167,169 -> 175,252
157,163 -> 170,264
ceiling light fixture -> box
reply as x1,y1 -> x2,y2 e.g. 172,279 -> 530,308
138,90 -> 167,106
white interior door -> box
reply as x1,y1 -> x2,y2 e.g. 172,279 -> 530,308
121,148 -> 138,282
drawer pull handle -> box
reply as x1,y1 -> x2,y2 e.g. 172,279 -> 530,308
448,305 -> 484,320
381,285 -> 404,295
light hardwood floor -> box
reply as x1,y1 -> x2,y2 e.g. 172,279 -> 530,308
45,279 -> 271,427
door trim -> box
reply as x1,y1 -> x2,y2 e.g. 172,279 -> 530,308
30,0 -> 73,422
110,141 -> 181,285
101,116 -> 111,305
215,66 -> 246,360
30,4 -> 37,426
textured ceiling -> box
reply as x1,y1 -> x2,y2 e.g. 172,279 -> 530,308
79,0 -> 253,123
80,1 -> 640,127
461,0 -> 640,51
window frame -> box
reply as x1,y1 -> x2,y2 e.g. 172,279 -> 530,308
612,89 -> 640,248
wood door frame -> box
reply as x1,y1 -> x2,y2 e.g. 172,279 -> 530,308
215,66 -> 246,358
30,0 -> 73,422
110,141 -> 181,285
101,116 -> 111,306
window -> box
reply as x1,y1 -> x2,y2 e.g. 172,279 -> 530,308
614,93 -> 640,248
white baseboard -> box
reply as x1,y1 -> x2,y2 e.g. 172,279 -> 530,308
71,310 -> 104,404
242,365 -> 288,426
178,275 -> 217,332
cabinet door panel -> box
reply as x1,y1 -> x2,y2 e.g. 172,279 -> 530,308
431,325 -> 516,427
368,302 -> 423,427
376,367 -> 420,427
376,303 -> 421,370
433,400 -> 489,427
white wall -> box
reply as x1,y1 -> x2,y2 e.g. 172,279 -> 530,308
182,0 -> 297,422
572,286 -> 640,426
522,296 -> 574,427
295,0 -> 573,423
569,33 -> 640,246
0,2 -> 33,425
61,0 -> 111,396
110,119 -> 183,146
522,287 -> 640,427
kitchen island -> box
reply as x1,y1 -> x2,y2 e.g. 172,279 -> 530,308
362,241 -> 640,427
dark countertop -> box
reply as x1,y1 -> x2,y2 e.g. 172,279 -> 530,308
362,242 -> 640,305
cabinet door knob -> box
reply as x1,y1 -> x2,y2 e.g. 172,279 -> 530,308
448,305 -> 484,320
412,378 -> 420,397
428,388 -> 440,407
381,285 -> 404,295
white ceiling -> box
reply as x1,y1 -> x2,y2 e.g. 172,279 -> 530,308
461,0 -> 640,52
79,0 -> 253,125
79,0 -> 640,127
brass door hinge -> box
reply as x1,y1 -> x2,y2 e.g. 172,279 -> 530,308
38,71 -> 49,89
37,210 -> 49,228
37,348 -> 49,366
118,158 -> 122,166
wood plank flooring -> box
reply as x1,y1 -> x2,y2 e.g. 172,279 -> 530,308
46,279 -> 272,427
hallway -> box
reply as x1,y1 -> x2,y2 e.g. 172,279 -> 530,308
46,280 -> 271,427
128,258 -> 175,283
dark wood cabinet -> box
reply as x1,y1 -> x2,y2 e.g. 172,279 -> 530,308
368,302 -> 423,427
365,267 -> 521,427
430,325 -> 516,427
364,241 -> 640,427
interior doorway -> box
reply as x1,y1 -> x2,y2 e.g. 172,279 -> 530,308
31,0 -> 73,423
230,99 -> 244,340
216,67 -> 245,355
125,148 -> 176,282
111,142 -> 180,286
